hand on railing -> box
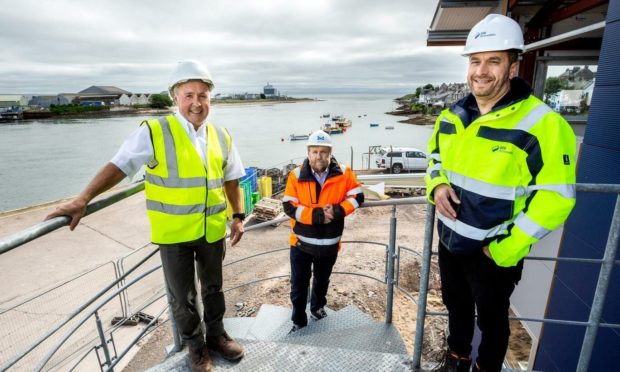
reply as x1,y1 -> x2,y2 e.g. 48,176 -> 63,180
45,197 -> 88,230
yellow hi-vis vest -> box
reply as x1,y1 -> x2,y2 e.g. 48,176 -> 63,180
143,115 -> 231,244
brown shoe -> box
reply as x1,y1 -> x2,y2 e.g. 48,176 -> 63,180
206,332 -> 244,361
188,346 -> 213,372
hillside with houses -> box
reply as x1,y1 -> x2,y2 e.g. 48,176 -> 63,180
390,66 -> 596,125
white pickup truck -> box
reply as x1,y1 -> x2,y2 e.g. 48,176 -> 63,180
376,147 -> 428,174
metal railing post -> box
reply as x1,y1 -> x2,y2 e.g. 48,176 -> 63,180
412,202 -> 436,369
165,285 -> 183,353
576,194 -> 620,372
95,311 -> 113,371
385,205 -> 397,324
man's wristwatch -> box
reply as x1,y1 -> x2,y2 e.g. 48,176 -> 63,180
232,213 -> 246,221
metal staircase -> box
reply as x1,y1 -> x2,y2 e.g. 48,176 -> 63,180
148,304 -> 412,371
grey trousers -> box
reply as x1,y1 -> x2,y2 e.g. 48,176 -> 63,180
159,237 -> 226,350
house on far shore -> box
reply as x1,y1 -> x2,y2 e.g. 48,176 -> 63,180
75,86 -> 131,106
0,95 -> 29,109
119,93 -> 151,106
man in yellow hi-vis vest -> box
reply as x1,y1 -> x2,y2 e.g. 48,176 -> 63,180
425,15 -> 576,372
47,60 -> 246,371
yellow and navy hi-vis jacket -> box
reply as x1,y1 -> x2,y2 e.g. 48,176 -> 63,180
282,157 -> 364,251
143,115 -> 231,244
424,78 -> 576,267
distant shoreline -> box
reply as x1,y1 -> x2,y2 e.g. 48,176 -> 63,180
25,97 -> 318,120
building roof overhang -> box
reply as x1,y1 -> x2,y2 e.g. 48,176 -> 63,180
426,0 -> 608,49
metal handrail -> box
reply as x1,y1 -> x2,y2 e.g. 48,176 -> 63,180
0,247 -> 159,370
1,183 -> 619,372
0,181 -> 145,255
35,265 -> 162,371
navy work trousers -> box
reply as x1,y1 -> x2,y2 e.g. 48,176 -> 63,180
159,237 -> 226,351
438,241 -> 523,372
289,245 -> 338,327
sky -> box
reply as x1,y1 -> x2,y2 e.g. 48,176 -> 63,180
0,0 -> 468,96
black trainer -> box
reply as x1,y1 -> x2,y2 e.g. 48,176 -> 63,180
311,308 -> 328,321
288,324 -> 305,334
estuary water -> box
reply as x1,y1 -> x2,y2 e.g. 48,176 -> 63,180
0,94 -> 434,212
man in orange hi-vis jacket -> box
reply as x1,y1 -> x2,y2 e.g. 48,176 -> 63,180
282,130 -> 364,333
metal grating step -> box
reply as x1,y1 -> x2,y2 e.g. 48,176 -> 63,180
244,304 -> 291,340
223,317 -> 256,340
266,304 -> 373,341
283,322 -> 408,355
147,339 -> 412,372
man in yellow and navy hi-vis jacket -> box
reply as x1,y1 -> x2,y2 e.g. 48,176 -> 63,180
424,15 -> 576,372
283,130 -> 364,333
47,60 -> 247,371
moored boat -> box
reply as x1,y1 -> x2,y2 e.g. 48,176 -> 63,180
335,119 -> 352,128
370,123 -> 379,127
289,134 -> 309,141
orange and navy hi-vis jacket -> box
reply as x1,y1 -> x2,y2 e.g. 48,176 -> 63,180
282,157 -> 364,251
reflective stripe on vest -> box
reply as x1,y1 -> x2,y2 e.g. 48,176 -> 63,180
297,234 -> 342,246
144,115 -> 231,244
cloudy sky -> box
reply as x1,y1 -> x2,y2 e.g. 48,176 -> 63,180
0,0 -> 467,95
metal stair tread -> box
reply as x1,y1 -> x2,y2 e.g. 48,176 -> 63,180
223,317 -> 256,340
266,304 -> 373,341
282,321 -> 408,355
244,304 -> 291,340
147,338 -> 412,372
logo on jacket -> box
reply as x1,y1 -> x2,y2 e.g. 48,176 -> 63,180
491,145 -> 513,154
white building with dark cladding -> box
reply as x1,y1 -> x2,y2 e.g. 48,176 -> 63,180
263,83 -> 279,97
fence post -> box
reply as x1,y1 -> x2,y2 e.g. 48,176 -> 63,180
385,205 -> 397,324
576,194 -> 620,372
412,202 -> 435,370
95,311 -> 113,371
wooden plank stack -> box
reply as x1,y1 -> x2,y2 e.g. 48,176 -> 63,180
253,197 -> 283,222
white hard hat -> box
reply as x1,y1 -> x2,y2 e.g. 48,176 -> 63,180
307,130 -> 332,148
462,14 -> 524,56
168,60 -> 214,96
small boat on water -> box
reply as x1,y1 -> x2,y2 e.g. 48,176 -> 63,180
334,119 -> 352,128
331,115 -> 344,122
290,134 -> 309,141
322,122 -> 344,134
322,113 -> 330,118
324,127 -> 344,134
385,126 -> 395,130
370,123 -> 379,127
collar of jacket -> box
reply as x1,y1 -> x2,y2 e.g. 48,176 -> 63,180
450,77 -> 533,127
298,157 -> 343,182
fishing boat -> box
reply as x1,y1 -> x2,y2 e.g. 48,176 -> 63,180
324,127 -> 344,134
289,134 -> 309,141
322,113 -> 330,118
334,119 -> 352,128
385,126 -> 394,130
322,123 -> 344,134
370,123 -> 379,127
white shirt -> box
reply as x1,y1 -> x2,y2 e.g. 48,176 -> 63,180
111,112 -> 245,181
